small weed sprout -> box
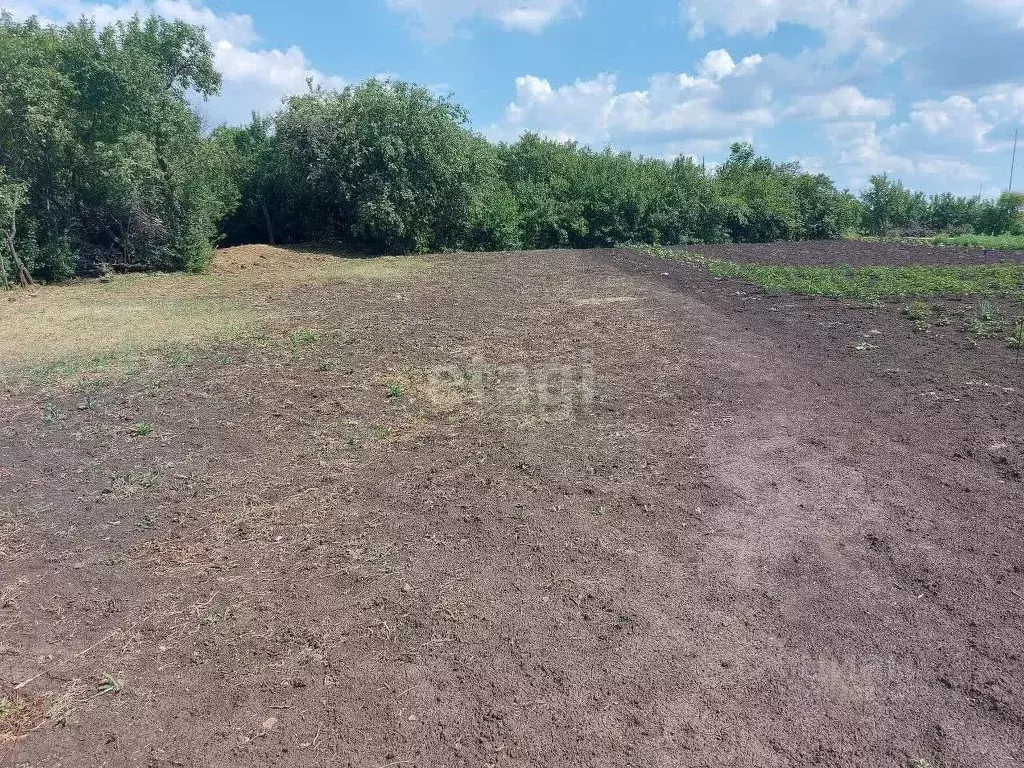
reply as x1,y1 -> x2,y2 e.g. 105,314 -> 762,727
385,381 -> 406,399
42,403 -> 65,424
970,299 -> 1005,338
978,298 -> 998,321
1009,318 -> 1024,361
903,300 -> 933,322
289,329 -> 317,349
132,421 -> 154,437
96,673 -> 123,696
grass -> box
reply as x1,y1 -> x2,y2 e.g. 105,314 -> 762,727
290,328 -> 318,349
929,233 -> 1024,250
0,245 -> 428,387
708,261 -> 1024,300
849,233 -> 1024,251
648,247 -> 1024,300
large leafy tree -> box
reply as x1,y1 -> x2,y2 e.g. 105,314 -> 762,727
267,80 -> 489,253
0,13 -> 233,281
860,174 -> 928,236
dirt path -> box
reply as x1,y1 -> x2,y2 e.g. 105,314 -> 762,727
1,248 -> 1022,767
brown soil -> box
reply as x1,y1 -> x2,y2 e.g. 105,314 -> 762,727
2,244 -> 1023,767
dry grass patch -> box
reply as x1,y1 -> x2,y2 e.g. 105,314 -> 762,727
0,246 -> 428,387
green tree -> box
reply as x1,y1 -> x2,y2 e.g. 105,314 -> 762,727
714,143 -> 801,243
270,80 -> 491,253
860,174 -> 921,236
0,13 -> 231,280
977,192 -> 1024,235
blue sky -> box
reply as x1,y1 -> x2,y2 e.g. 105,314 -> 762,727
5,0 -> 1024,196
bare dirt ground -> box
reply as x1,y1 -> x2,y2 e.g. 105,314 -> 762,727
1,244 -> 1022,767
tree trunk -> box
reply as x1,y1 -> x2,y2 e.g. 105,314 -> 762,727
261,202 -> 276,245
3,190 -> 35,288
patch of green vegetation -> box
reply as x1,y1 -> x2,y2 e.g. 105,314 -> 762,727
166,348 -> 196,367
289,328 -> 318,349
929,233 -> 1024,251
23,351 -> 146,387
902,300 -> 934,322
707,261 -> 1024,300
385,381 -> 406,399
1008,318 -> 1024,359
969,298 -> 1006,338
132,421 -> 154,437
42,402 -> 66,425
650,247 -> 1024,300
847,233 -> 1024,251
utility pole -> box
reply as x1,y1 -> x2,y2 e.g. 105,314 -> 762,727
1010,127 -> 1019,193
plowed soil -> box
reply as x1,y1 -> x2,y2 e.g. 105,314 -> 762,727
2,244 -> 1023,768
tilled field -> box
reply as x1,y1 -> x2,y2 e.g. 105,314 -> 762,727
1,244 -> 1022,767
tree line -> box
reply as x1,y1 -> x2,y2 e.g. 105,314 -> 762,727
2,14 -> 1022,284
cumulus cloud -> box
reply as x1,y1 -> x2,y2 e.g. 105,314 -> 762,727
1,0 -> 344,125
824,120 -> 987,193
786,86 -> 892,121
386,0 -> 579,41
908,95 -> 993,149
489,51 -> 773,151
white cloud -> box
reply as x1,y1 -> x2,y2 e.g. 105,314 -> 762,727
786,86 -> 892,121
684,0 -> 909,54
489,52 -> 774,149
386,0 -> 579,41
698,49 -> 736,80
208,41 -> 345,122
826,121 -> 914,175
1,0 -> 344,124
909,95 -> 992,149
5,0 -> 256,43
495,73 -> 618,144
824,119 -> 987,193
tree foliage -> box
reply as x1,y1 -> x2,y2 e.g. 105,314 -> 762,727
860,174 -> 1024,237
0,13 -> 234,282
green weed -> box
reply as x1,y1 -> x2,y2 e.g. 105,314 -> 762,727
289,329 -> 318,349
649,247 -> 1024,300
96,673 -> 123,696
903,300 -> 933,321
42,403 -> 66,424
1008,318 -> 1024,359
929,233 -> 1024,251
132,421 -> 154,437
970,299 -> 1005,338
